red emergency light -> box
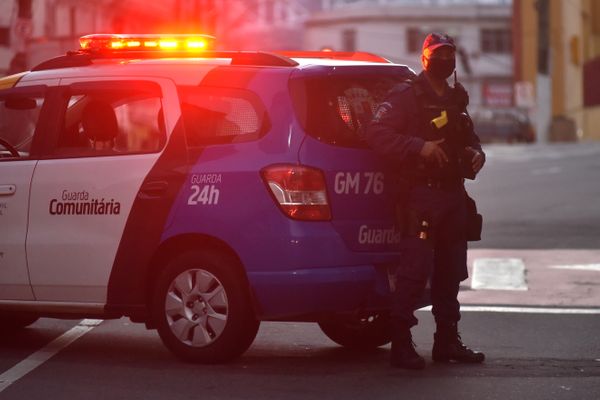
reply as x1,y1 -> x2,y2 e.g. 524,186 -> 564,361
79,34 -> 216,53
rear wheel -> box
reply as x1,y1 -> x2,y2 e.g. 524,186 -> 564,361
152,250 -> 259,363
319,311 -> 391,349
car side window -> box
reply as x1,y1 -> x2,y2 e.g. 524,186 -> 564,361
0,89 -> 46,160
53,83 -> 165,157
177,86 -> 267,147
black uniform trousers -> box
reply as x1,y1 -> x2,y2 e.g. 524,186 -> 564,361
391,183 -> 468,328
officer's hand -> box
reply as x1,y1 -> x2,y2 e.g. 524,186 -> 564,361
465,146 -> 484,173
420,139 -> 448,168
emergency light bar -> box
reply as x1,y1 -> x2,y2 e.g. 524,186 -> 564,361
79,34 -> 216,52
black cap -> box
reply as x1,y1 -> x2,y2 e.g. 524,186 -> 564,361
422,33 -> 456,56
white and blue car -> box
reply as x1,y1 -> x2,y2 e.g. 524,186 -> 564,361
0,34 -> 417,363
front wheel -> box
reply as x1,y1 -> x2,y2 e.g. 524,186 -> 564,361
0,314 -> 39,331
319,311 -> 391,349
152,250 -> 259,363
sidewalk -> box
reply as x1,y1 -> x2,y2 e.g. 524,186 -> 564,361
460,249 -> 600,308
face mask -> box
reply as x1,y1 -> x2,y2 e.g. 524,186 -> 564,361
426,57 -> 455,80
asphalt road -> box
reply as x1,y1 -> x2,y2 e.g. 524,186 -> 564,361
1,312 -> 599,400
467,142 -> 600,249
1,143 -> 599,400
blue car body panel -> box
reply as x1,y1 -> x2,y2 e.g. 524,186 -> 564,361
160,64 -> 415,319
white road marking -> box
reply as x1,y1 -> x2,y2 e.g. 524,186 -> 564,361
531,166 -> 562,176
0,319 -> 102,393
550,264 -> 600,272
484,144 -> 600,162
419,305 -> 600,314
471,258 -> 528,291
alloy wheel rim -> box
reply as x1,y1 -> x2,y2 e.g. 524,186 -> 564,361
165,268 -> 228,347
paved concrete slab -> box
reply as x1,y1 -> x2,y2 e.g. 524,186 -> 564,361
461,249 -> 600,307
471,258 -> 528,290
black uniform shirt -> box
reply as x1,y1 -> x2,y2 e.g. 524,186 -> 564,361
365,71 -> 484,181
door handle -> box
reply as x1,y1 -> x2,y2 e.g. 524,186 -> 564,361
0,184 -> 16,196
138,181 -> 169,199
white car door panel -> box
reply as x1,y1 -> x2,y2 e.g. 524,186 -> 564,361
27,155 -> 159,302
0,85 -> 49,300
0,162 -> 36,300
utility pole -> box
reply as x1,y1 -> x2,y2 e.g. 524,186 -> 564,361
535,0 -> 551,143
9,0 -> 32,74
200,0 -> 217,34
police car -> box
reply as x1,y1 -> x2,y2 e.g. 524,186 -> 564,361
0,34 -> 416,363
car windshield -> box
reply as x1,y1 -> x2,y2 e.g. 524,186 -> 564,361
0,95 -> 45,157
290,66 -> 415,148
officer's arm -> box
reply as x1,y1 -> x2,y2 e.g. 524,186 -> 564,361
464,117 -> 486,173
456,82 -> 486,166
365,88 -> 424,160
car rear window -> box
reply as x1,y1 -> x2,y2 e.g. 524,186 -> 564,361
290,66 -> 415,148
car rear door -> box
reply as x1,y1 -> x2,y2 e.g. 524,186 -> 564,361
26,77 -> 178,303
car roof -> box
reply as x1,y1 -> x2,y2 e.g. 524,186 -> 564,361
291,58 -> 396,67
5,50 -> 407,88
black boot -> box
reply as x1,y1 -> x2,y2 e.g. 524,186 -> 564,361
391,328 -> 426,370
432,322 -> 485,363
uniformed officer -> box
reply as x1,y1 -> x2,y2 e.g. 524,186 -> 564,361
366,33 -> 486,369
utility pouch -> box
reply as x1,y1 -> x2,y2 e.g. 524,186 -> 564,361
396,204 -> 429,240
465,193 -> 482,241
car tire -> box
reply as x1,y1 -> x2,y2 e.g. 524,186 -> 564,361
152,250 -> 259,363
318,312 -> 391,349
0,314 -> 39,330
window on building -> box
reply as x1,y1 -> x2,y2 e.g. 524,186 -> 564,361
481,28 -> 512,54
592,1 -> 600,35
0,28 -> 10,46
584,57 -> 600,107
70,6 -> 77,37
342,29 -> 356,52
407,28 -> 429,54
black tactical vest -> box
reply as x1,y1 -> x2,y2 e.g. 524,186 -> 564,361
412,80 -> 471,181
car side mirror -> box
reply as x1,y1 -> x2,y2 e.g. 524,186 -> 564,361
4,97 -> 37,110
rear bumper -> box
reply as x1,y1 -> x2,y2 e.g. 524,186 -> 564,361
247,264 -> 391,320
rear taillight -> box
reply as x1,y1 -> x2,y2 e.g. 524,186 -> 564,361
261,164 -> 331,221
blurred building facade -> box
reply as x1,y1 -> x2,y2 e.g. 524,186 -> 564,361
0,0 -> 179,75
305,0 -> 514,121
213,0 -> 322,50
0,0 -> 321,75
3,0 -> 598,142
515,0 -> 600,141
